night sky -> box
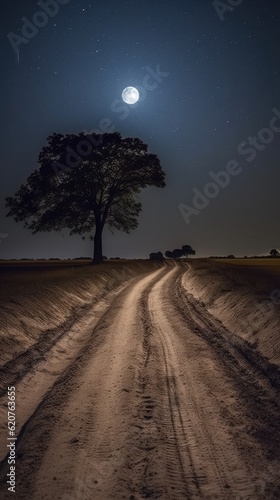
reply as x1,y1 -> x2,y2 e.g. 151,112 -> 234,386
1,0 -> 280,259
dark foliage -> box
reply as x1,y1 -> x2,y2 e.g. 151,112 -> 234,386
6,132 -> 166,263
149,251 -> 164,261
164,245 -> 196,260
270,249 -> 280,257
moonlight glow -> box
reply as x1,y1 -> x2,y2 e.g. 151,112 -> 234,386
122,87 -> 139,104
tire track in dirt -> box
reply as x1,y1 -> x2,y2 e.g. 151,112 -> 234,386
0,265 -> 170,500
144,267 -> 203,498
147,265 -> 235,499
123,264 -> 234,499
0,270 -> 142,397
100,264 -> 178,499
0,272 -> 152,464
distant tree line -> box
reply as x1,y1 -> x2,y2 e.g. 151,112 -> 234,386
209,249 -> 280,259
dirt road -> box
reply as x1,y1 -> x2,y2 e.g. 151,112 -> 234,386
0,263 -> 280,499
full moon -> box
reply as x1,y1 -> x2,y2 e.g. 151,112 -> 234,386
122,86 -> 139,104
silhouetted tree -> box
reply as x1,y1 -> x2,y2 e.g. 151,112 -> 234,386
172,248 -> 184,259
165,250 -> 174,259
182,245 -> 196,257
270,249 -> 280,257
149,251 -> 164,261
6,132 -> 166,264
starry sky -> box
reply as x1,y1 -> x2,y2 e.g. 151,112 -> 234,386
1,0 -> 280,259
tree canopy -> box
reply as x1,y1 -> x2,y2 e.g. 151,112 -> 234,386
149,251 -> 164,261
6,132 -> 166,263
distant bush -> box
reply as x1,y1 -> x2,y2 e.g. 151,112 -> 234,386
149,251 -> 164,261
227,255 -> 235,258
73,257 -> 91,260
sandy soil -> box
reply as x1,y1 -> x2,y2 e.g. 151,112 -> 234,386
0,260 -> 280,499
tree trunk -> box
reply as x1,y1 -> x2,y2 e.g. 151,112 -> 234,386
93,224 -> 103,264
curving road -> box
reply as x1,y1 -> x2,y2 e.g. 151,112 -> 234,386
0,263 -> 280,499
